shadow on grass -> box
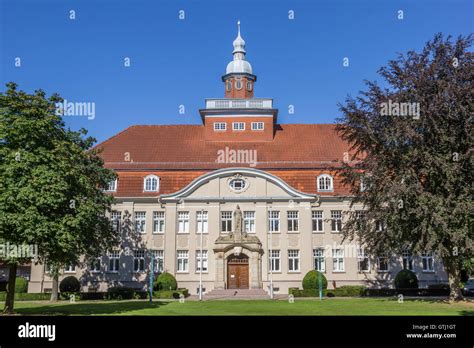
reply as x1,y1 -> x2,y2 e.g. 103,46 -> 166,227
12,300 -> 172,316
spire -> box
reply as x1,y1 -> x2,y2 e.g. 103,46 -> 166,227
232,20 -> 246,56
225,20 -> 253,75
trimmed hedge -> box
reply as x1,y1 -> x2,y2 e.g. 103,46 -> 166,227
60,276 -> 81,293
0,292 -> 51,301
363,288 -> 450,297
394,270 -> 418,289
154,272 -> 177,291
302,270 -> 328,290
15,277 -> 29,293
289,285 -> 366,297
153,289 -> 189,299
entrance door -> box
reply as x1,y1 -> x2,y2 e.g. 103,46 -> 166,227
227,255 -> 249,289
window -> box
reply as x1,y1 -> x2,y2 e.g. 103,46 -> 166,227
214,122 -> 227,131
377,254 -> 389,272
89,258 -> 101,273
288,250 -> 300,272
221,211 -> 232,233
269,250 -> 280,272
317,174 -> 333,191
355,210 -> 366,230
64,264 -> 76,273
251,122 -> 264,131
134,212 -> 146,234
229,178 -> 246,191
376,220 -> 387,232
360,177 -> 367,192
402,251 -> 414,271
151,250 -> 164,273
235,79 -> 242,90
108,251 -> 120,272
312,211 -> 324,232
111,211 -> 121,232
332,248 -> 344,272
422,252 -> 434,272
244,211 -> 255,233
226,81 -> 232,91
196,250 -> 208,272
153,211 -> 165,234
196,211 -> 208,234
268,211 -> 280,233
287,211 -> 299,232
232,122 -> 245,131
178,212 -> 189,233
177,250 -> 189,272
106,179 -> 117,192
331,211 -> 342,232
144,175 -> 159,192
313,248 -> 325,272
133,250 -> 146,272
246,81 -> 253,91
357,248 -> 370,272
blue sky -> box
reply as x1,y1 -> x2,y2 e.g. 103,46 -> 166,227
1,0 -> 472,143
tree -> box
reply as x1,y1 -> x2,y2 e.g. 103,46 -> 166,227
0,83 -> 119,312
336,33 -> 473,301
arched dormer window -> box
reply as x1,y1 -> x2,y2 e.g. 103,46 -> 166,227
144,175 -> 159,192
317,174 -> 333,192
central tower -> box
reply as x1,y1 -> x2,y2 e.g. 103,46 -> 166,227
222,21 -> 256,99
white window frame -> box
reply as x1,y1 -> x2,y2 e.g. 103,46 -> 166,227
64,264 -> 76,273
151,250 -> 164,273
269,250 -> 280,272
229,178 -> 246,191
232,122 -> 245,131
214,122 -> 226,131
196,250 -> 208,273
177,211 -> 189,233
288,250 -> 300,272
377,255 -> 390,273
108,251 -> 120,273
317,174 -> 333,192
105,179 -> 117,192
153,211 -> 165,234
111,211 -> 121,232
357,248 -> 370,272
332,248 -> 345,272
402,250 -> 414,271
196,211 -> 208,234
251,122 -> 264,131
313,248 -> 326,272
422,252 -> 434,272
268,211 -> 280,233
287,211 -> 299,232
89,258 -> 101,273
331,210 -> 342,232
134,211 -> 146,234
244,211 -> 256,233
221,211 -> 232,233
133,250 -> 146,273
177,250 -> 189,273
144,175 -> 159,192
312,211 -> 324,232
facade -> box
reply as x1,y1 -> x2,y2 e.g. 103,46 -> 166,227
29,23 -> 447,295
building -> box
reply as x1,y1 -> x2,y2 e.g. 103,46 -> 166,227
28,22 -> 447,295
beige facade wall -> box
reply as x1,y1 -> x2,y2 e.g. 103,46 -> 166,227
28,170 -> 448,294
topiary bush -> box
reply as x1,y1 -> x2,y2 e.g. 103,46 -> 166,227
302,270 -> 327,290
154,272 -> 177,291
394,269 -> 419,289
15,277 -> 29,293
59,276 -> 81,293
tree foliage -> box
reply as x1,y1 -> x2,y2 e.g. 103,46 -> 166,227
336,34 -> 473,300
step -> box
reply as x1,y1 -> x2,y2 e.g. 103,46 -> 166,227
204,289 -> 270,300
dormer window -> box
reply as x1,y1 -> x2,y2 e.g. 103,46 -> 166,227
144,175 -> 159,192
214,122 -> 226,131
105,179 -> 117,192
251,122 -> 264,131
317,174 -> 333,192
232,122 -> 245,131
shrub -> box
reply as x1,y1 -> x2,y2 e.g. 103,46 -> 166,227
394,270 -> 418,289
153,289 -> 189,299
427,283 -> 449,290
154,272 -> 177,291
15,277 -> 29,293
106,286 -> 135,300
302,270 -> 327,290
333,285 -> 366,297
59,276 -> 81,293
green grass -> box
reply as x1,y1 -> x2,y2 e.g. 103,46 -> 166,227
2,298 -> 473,316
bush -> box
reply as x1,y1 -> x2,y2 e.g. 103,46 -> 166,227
0,292 -> 51,301
427,283 -> 449,290
153,289 -> 189,299
394,270 -> 418,289
154,272 -> 177,291
106,286 -> 135,300
15,277 -> 29,293
59,276 -> 81,293
334,285 -> 366,297
302,270 -> 327,290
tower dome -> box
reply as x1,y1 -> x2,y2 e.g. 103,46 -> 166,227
225,21 -> 253,75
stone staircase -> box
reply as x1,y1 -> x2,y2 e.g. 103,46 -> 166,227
204,289 -> 270,300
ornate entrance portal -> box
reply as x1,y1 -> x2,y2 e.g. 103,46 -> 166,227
227,255 -> 249,289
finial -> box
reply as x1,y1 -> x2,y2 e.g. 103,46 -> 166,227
237,20 -> 241,36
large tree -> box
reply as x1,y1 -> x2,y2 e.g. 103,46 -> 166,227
0,83 -> 118,312
336,34 -> 473,301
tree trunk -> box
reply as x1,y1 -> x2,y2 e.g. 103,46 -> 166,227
3,263 -> 17,314
50,273 -> 59,302
443,257 -> 463,302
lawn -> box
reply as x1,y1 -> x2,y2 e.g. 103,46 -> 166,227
2,298 -> 473,316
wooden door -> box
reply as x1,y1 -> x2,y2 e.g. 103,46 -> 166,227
227,257 -> 249,289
